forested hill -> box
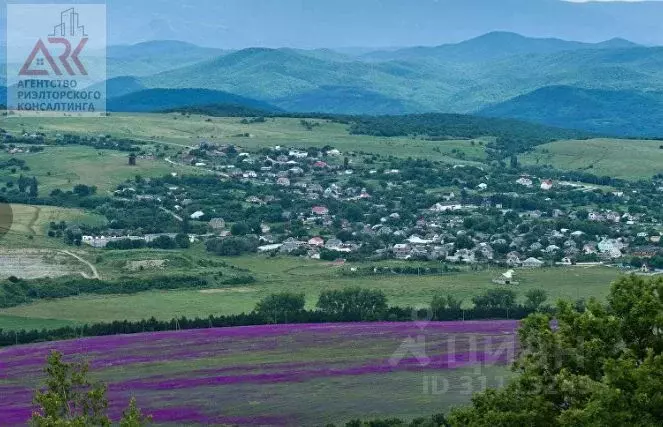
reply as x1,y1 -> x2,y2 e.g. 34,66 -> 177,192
344,113 -> 594,153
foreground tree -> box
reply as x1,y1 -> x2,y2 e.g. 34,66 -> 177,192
31,351 -> 151,426
448,276 -> 663,426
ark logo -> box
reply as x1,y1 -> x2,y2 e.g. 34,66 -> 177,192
20,8 -> 89,76
6,3 -> 107,116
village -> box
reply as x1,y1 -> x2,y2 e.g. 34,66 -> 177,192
67,139 -> 663,274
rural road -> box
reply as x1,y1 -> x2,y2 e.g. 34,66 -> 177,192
60,250 -> 101,280
159,207 -> 183,222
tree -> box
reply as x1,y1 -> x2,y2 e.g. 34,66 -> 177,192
524,289 -> 548,312
119,397 -> 152,427
29,177 -> 39,197
31,351 -> 151,426
471,288 -> 517,310
174,233 -> 190,249
147,235 -> 176,250
449,276 -> 663,426
431,294 -> 463,319
317,287 -> 388,320
230,222 -> 250,236
254,292 -> 305,323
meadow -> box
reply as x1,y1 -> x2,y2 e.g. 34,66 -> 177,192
0,114 -> 488,164
0,145 -> 200,194
520,138 -> 663,180
0,321 -> 517,425
0,251 -> 622,329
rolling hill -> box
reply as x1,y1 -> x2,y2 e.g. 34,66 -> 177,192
479,86 -> 663,137
106,40 -> 229,77
106,88 -> 279,113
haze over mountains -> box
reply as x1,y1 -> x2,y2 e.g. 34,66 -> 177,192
13,0 -> 663,48
67,30 -> 662,137
4,29 -> 663,137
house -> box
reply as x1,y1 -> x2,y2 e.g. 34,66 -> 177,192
545,245 -> 561,253
258,243 -> 282,253
280,238 -> 305,253
276,177 -> 291,187
314,161 -> 328,168
631,246 -> 660,258
540,179 -> 553,191
190,211 -> 205,220
308,237 -> 325,247
325,239 -> 343,250
583,243 -> 598,255
312,206 -> 329,216
430,202 -> 462,212
588,212 -> 605,222
408,235 -> 433,245
289,150 -> 308,159
208,218 -> 225,230
516,177 -> 533,187
506,252 -> 522,267
522,257 -> 545,268
392,244 -> 412,260
246,196 -> 264,205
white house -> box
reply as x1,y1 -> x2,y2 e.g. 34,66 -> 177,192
190,211 -> 205,220
522,257 -> 545,268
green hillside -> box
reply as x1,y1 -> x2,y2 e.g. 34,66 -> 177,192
480,86 -> 663,137
107,88 -> 280,113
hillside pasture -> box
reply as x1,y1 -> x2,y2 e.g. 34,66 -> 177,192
0,146 -> 200,194
0,259 -> 621,325
0,114 -> 487,164
520,138 -> 663,180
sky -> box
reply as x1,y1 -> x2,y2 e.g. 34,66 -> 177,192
2,0 -> 663,48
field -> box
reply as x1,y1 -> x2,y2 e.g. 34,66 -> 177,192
0,252 -> 622,328
520,138 -> 663,180
0,321 -> 517,426
0,114 -> 488,164
0,145 -> 200,194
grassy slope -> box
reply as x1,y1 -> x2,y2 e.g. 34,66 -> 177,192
0,146 -> 204,194
520,138 -> 663,180
0,114 -> 487,163
0,254 -> 621,326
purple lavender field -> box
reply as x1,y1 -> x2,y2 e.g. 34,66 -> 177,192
0,321 -> 518,426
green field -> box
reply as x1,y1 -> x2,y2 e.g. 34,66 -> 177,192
0,252 -> 622,328
521,138 -> 663,180
0,314 -> 79,331
0,204 -> 107,249
0,145 -> 201,194
0,114 -> 487,164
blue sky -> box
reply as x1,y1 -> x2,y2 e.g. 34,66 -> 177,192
2,0 -> 663,48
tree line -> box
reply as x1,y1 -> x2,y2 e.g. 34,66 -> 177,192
0,286 -> 550,348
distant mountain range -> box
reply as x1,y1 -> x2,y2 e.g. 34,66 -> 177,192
47,0 -> 663,48
360,32 -> 641,63
4,32 -> 663,137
